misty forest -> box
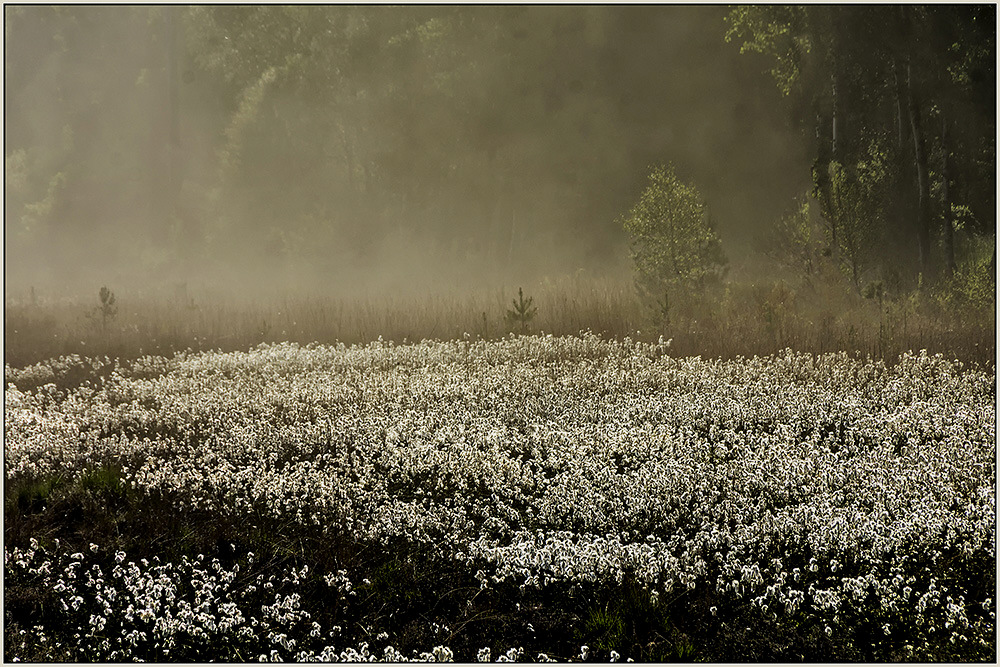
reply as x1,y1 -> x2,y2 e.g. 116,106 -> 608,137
4,5 -> 996,663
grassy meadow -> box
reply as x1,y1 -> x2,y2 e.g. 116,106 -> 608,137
4,272 -> 995,369
4,275 -> 997,662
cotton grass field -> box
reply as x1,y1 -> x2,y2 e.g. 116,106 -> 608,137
4,334 -> 996,661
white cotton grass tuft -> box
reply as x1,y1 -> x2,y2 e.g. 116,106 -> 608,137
4,339 -> 994,660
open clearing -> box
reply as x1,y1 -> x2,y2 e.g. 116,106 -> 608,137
4,334 -> 996,661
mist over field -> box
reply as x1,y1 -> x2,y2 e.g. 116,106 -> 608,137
3,6 -> 997,663
5,5 -> 816,299
7,4 -> 995,367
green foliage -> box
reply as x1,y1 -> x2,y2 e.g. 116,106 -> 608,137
724,5 -> 811,96
730,5 -> 995,285
505,287 -> 537,333
933,234 -> 996,315
6,5 -> 991,289
653,289 -> 671,328
619,163 -> 727,314
823,141 -> 889,286
78,464 -> 127,501
582,605 -> 625,655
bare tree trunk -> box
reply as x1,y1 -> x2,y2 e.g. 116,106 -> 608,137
940,113 -> 956,278
829,68 -> 843,267
906,61 -> 933,281
892,60 -> 909,151
830,71 -> 840,160
812,111 -> 838,254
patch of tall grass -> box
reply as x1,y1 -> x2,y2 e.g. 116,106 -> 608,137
4,273 -> 994,368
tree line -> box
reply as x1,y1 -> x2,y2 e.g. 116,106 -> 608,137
4,5 -> 994,302
727,5 -> 994,292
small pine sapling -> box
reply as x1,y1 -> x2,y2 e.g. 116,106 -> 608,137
506,287 -> 538,334
98,286 -> 117,332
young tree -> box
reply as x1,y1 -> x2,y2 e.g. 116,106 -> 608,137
619,163 -> 727,313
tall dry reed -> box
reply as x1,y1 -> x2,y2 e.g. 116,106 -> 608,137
4,276 -> 994,368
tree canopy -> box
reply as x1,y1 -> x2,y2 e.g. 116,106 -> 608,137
727,4 -> 995,288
